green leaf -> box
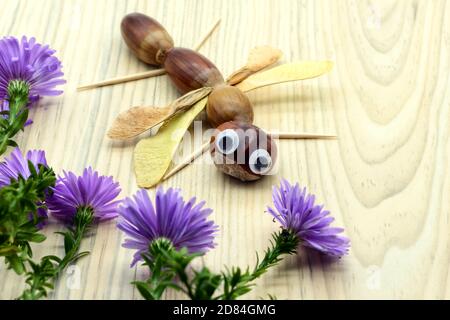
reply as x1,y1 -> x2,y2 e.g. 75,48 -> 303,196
71,251 -> 90,263
28,233 -> 47,243
7,140 -> 18,147
191,267 -> 222,300
6,255 -> 25,274
133,282 -> 157,300
44,255 -> 62,264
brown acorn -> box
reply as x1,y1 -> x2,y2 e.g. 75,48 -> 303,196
206,84 -> 254,127
210,121 -> 277,181
121,12 -> 174,65
164,48 -> 224,94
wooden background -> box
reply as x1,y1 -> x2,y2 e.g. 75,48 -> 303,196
0,0 -> 449,300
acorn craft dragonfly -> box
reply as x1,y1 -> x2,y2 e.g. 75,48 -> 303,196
79,13 -> 335,188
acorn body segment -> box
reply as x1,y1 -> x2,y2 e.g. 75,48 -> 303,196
121,13 -> 174,65
164,48 -> 224,94
206,85 -> 254,127
210,121 -> 277,181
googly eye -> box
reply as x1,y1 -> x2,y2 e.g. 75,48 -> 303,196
249,149 -> 272,175
215,129 -> 240,155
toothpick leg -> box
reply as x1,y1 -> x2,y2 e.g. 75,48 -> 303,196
193,19 -> 221,51
163,141 -> 210,181
161,132 -> 337,181
271,132 -> 337,139
77,69 -> 166,91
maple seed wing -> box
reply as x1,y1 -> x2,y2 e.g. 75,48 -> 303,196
235,61 -> 334,92
107,106 -> 171,140
134,97 -> 209,188
107,87 -> 212,140
227,46 -> 283,85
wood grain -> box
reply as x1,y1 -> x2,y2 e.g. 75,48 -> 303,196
0,0 -> 449,299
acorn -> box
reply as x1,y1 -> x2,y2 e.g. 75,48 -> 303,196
210,121 -> 277,181
164,48 -> 224,94
121,13 -> 174,65
206,84 -> 254,127
121,13 -> 224,94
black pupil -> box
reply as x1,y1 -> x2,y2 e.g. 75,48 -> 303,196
255,156 -> 269,170
220,136 -> 233,152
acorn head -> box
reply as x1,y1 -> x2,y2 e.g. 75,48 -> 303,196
210,121 -> 277,181
121,13 -> 174,66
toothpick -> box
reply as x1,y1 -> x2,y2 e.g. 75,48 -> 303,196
270,132 -> 337,139
163,141 -> 210,181
77,69 -> 167,91
162,132 -> 337,181
77,19 -> 222,91
193,19 -> 221,51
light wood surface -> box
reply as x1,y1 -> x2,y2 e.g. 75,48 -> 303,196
0,0 -> 449,300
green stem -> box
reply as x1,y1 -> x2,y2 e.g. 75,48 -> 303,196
251,229 -> 298,280
218,229 -> 299,300
179,270 -> 196,299
139,231 -> 299,301
18,207 -> 94,300
56,207 -> 93,273
0,80 -> 30,156
134,239 -> 199,300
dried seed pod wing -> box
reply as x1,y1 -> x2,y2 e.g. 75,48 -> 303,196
108,87 -> 212,140
227,46 -> 283,85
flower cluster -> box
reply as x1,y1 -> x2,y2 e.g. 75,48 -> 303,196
0,149 -> 122,228
0,35 -> 128,300
1,151 -> 350,300
115,181 -> 349,300
0,147 -> 122,299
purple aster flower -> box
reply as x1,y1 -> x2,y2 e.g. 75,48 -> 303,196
0,36 -> 65,103
0,147 -> 49,227
117,188 -> 218,267
268,180 -> 350,257
46,167 -> 121,224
